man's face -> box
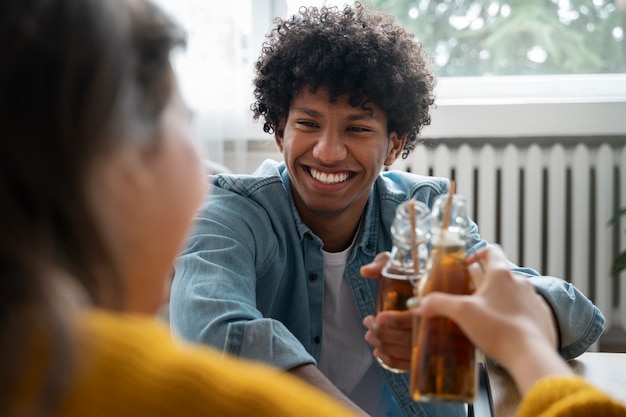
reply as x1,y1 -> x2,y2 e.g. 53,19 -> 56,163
275,87 -> 405,227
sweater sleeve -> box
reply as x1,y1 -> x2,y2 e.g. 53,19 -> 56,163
517,376 -> 626,417
59,311 -> 358,417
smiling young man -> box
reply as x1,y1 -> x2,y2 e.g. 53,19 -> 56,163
169,4 -> 604,417
278,89 -> 405,253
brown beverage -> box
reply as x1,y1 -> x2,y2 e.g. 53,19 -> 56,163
376,268 -> 419,373
377,273 -> 415,312
410,241 -> 476,403
375,199 -> 430,373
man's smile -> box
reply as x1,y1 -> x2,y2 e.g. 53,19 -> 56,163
308,167 -> 353,185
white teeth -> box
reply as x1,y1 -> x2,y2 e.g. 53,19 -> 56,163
310,168 -> 350,184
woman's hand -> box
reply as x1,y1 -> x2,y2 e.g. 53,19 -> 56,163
413,244 -> 571,394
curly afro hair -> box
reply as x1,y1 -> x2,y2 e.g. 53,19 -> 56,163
251,2 -> 436,158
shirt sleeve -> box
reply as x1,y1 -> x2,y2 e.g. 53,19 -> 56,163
463,203 -> 604,360
518,376 -> 626,417
528,275 -> 605,359
169,188 -> 316,370
417,176 -> 605,360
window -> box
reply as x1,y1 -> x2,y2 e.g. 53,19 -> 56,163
363,0 -> 625,77
154,0 -> 626,164
360,0 -> 626,137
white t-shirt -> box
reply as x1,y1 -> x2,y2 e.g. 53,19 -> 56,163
318,246 -> 403,417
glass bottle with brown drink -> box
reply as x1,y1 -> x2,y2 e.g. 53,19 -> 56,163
410,193 -> 477,402
375,199 -> 430,373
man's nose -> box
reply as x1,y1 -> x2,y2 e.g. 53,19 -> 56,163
312,129 -> 347,162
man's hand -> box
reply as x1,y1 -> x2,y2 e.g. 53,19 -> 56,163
363,311 -> 413,372
289,364 -> 369,416
361,252 -> 413,372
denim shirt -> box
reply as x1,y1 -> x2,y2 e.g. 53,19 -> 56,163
170,160 -> 604,417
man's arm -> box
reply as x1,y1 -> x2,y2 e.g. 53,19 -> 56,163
463,215 -> 605,359
528,275 -> 605,359
289,364 -> 369,417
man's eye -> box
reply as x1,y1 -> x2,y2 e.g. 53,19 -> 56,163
296,120 -> 317,128
348,126 -> 372,132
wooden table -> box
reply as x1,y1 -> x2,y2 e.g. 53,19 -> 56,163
485,352 -> 626,417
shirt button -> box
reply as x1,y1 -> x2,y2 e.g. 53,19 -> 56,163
309,274 -> 318,281
314,336 -> 320,344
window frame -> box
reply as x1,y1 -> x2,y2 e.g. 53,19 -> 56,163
264,1 -> 626,139
422,74 -> 626,139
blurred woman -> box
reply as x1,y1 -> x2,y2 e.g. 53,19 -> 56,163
0,0 -> 357,416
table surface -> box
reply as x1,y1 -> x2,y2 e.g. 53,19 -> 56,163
485,352 -> 626,417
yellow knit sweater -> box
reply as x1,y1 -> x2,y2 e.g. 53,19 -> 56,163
519,375 -> 626,417
27,310 -> 357,417
22,310 -> 625,417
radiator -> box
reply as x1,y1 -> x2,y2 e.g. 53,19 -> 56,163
389,138 -> 626,333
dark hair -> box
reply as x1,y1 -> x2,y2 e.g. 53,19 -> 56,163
251,2 -> 436,158
0,0 -> 185,414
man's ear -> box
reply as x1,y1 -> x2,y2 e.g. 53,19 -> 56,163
384,132 -> 407,166
274,118 -> 286,153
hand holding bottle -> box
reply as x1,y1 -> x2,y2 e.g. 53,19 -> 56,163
410,192 -> 476,402
412,244 -> 569,396
362,252 -> 413,372
371,199 -> 430,373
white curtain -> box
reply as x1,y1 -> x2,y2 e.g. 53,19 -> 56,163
152,0 -> 346,170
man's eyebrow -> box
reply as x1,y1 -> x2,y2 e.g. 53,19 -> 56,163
291,107 -> 322,117
292,106 -> 375,121
345,112 -> 374,121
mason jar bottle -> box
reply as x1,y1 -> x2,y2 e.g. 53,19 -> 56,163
410,193 -> 477,402
375,199 -> 430,373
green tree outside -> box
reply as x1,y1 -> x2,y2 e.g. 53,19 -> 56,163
362,0 -> 626,76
